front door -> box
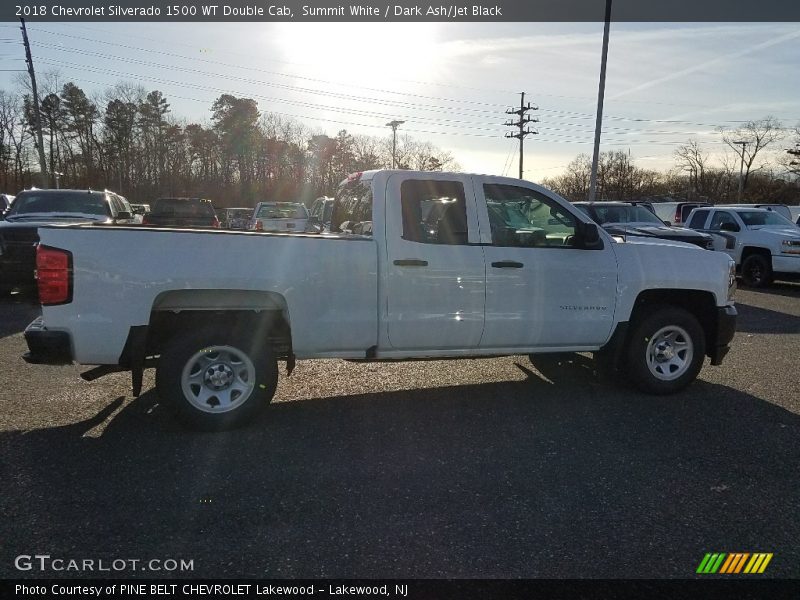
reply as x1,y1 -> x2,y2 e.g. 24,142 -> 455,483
476,179 -> 618,349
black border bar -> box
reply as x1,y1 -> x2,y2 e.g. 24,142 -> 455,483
4,579 -> 800,600
3,0 -> 800,22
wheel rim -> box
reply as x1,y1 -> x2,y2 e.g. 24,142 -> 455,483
645,325 -> 694,381
746,260 -> 763,284
180,345 -> 256,413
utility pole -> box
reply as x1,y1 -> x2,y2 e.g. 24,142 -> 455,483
504,92 -> 538,179
588,0 -> 612,202
386,120 -> 404,169
733,140 -> 748,201
20,18 -> 48,188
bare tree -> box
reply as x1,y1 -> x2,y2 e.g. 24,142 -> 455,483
718,116 -> 784,194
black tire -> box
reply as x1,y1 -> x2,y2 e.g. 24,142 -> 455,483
626,306 -> 705,395
156,328 -> 278,431
741,253 -> 773,288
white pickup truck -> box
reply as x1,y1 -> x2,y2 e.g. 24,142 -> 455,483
684,205 -> 800,287
25,170 -> 737,430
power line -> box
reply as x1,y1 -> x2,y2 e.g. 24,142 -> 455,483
29,27 -> 509,110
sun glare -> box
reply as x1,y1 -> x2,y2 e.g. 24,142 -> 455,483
270,23 -> 442,87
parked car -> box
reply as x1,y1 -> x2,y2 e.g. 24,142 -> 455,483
24,170 -> 736,431
142,197 -> 220,228
0,188 -> 134,294
0,193 -> 15,213
129,203 -> 150,224
651,201 -> 712,227
685,206 -> 800,287
223,207 -> 253,230
248,202 -> 309,232
573,201 -> 715,250
309,196 -> 335,231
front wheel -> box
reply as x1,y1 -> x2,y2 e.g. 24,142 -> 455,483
626,306 -> 706,395
741,254 -> 773,288
156,328 -> 278,431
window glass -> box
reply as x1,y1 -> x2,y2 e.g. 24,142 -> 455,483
151,198 -> 216,217
709,211 -> 737,231
400,180 -> 468,245
737,210 -> 793,227
255,203 -> 308,219
332,181 -> 373,236
483,184 -> 577,248
7,191 -> 110,217
687,209 -> 710,230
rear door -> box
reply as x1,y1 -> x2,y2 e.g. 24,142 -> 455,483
384,173 -> 486,350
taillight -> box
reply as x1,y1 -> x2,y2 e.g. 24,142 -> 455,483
142,215 -> 151,225
675,208 -> 681,224
36,245 -> 72,306
255,220 -> 263,231
212,216 -> 220,228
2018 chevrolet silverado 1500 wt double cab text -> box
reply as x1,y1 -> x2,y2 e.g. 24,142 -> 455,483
24,171 -> 737,430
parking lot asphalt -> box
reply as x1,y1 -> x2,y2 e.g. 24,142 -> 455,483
1,284 -> 799,579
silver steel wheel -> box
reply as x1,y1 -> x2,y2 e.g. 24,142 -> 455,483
645,325 -> 694,381
180,345 -> 256,414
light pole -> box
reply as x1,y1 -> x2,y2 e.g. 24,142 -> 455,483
386,120 -> 405,169
733,140 -> 747,201
53,171 -> 63,189
588,0 -> 612,202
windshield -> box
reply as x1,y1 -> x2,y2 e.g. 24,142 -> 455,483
256,203 -> 308,219
736,210 -> 795,228
6,191 -> 110,218
589,205 -> 664,225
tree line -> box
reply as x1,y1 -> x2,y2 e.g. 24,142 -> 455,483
0,79 -> 458,207
1,76 -> 798,207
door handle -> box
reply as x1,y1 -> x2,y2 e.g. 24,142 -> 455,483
393,259 -> 428,267
491,261 -> 524,268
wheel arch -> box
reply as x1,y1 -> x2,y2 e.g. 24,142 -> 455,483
740,245 -> 772,264
628,289 -> 718,361
145,289 -> 293,363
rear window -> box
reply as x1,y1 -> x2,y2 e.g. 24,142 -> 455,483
255,203 -> 308,219
591,205 -> 663,225
7,191 -> 110,217
151,198 -> 216,217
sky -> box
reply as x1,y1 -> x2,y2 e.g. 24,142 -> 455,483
0,20 -> 798,180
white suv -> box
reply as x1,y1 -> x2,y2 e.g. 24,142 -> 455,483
685,206 -> 800,287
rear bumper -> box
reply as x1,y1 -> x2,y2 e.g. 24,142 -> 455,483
23,317 -> 73,364
709,305 -> 737,366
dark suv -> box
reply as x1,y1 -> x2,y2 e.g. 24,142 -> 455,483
573,201 -> 715,250
142,197 -> 219,228
0,188 -> 134,294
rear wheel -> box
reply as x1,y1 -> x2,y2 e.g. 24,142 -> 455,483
741,253 -> 773,288
626,306 -> 705,395
156,328 -> 278,431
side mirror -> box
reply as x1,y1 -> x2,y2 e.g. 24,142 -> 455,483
720,222 -> 739,232
116,211 -> 132,221
580,222 -> 603,249
663,220 -> 672,226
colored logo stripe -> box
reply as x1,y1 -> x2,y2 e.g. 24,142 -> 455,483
697,553 -> 773,574
744,553 -> 773,574
697,553 -> 726,574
